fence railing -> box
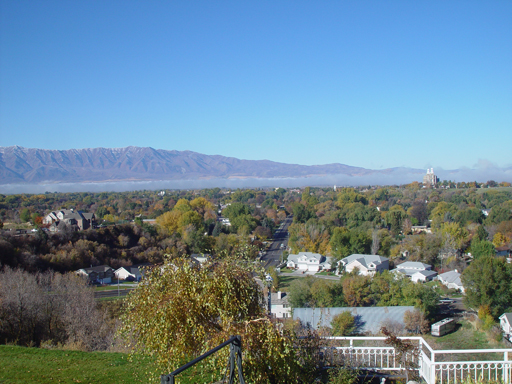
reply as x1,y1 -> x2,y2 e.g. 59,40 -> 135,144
160,335 -> 245,384
322,337 -> 512,384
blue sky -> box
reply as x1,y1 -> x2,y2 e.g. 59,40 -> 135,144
1,0 -> 511,171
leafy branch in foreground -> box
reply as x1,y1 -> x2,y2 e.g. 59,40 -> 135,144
118,250 -> 321,383
381,327 -> 420,383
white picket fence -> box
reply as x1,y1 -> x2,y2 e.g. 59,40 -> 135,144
322,337 -> 512,384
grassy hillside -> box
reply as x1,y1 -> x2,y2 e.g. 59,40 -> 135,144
0,345 -> 152,383
0,345 -> 218,384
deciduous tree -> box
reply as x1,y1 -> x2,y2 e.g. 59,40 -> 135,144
119,253 -> 313,382
331,311 -> 356,336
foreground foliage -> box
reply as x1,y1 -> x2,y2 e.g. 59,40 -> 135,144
462,256 -> 512,317
119,251 -> 322,383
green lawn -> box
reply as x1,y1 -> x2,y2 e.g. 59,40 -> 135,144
0,345 -> 152,384
315,271 -> 337,276
94,285 -> 135,292
0,346 -> 220,384
475,186 -> 512,194
278,275 -> 302,291
423,320 -> 508,353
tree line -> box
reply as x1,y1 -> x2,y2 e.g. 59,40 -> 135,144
0,267 -> 118,350
286,271 -> 440,320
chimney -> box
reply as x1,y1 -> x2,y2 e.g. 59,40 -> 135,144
277,291 -> 282,300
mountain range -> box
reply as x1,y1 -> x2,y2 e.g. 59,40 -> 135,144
0,146 -> 424,185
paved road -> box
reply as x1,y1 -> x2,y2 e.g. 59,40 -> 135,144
437,297 -> 467,318
260,215 -> 293,269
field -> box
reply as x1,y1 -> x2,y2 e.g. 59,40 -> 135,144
0,346 -> 219,384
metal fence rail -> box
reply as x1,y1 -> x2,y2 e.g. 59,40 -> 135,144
160,335 -> 245,384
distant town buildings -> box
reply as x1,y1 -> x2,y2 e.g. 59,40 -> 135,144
423,168 -> 439,188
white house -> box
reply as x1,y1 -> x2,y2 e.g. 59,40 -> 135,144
499,313 -> 512,342
438,270 -> 464,292
218,217 -> 231,226
391,261 -> 437,282
271,291 -> 291,319
410,270 -> 438,283
411,226 -> 432,234
114,264 -> 152,281
191,253 -> 211,265
338,254 -> 389,276
286,252 -> 332,272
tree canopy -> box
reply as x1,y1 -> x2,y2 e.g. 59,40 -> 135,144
119,252 -> 320,382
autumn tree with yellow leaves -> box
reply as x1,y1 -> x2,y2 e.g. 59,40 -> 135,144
119,252 -> 322,383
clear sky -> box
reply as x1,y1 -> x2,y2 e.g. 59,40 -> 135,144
1,1 -> 511,171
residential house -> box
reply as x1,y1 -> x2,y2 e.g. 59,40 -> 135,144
217,217 -> 231,227
77,265 -> 114,284
286,252 -> 332,272
114,263 -> 152,281
391,261 -> 437,283
338,254 -> 389,276
496,246 -> 512,259
409,270 -> 438,283
271,291 -> 291,319
499,313 -> 512,342
438,270 -> 464,292
44,209 -> 96,231
411,226 -> 432,234
191,253 -> 211,265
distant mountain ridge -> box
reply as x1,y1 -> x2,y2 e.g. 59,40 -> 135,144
0,146 -> 423,185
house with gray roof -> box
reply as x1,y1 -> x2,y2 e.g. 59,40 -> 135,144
287,252 -> 332,272
391,261 -> 437,282
338,254 -> 389,276
44,209 -> 96,231
271,291 -> 291,319
77,265 -> 114,284
409,270 -> 438,282
438,270 -> 464,292
114,263 -> 152,281
293,306 -> 415,334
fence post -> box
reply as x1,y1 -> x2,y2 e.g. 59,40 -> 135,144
430,349 -> 435,384
504,350 -> 509,384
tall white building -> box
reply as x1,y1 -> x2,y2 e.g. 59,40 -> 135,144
423,168 -> 439,187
